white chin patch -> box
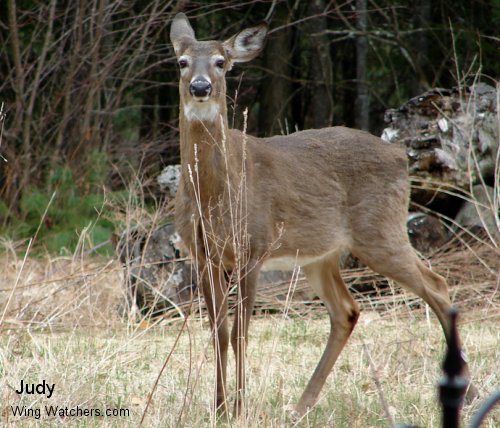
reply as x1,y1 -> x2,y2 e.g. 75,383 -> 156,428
183,101 -> 220,123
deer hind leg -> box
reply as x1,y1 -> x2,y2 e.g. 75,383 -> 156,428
353,242 -> 477,397
230,262 -> 260,417
200,262 -> 230,415
295,254 -> 360,416
354,243 -> 453,341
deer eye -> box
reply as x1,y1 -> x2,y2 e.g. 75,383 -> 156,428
215,58 -> 225,69
178,59 -> 188,69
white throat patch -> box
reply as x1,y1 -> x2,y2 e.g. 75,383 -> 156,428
183,101 -> 220,123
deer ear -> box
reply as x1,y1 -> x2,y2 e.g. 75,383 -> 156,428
170,13 -> 196,56
223,23 -> 268,64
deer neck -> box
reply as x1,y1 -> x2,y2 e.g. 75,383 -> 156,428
179,102 -> 241,206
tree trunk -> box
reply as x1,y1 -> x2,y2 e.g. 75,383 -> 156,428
258,3 -> 293,136
5,0 -> 25,213
304,0 -> 334,129
412,0 -> 431,94
355,0 -> 369,131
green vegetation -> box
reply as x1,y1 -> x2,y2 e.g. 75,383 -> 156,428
0,153 -> 126,256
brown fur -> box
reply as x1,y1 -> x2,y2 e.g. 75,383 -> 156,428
170,13 -> 473,417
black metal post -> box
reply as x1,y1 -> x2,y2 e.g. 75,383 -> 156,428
439,308 -> 468,428
469,390 -> 500,428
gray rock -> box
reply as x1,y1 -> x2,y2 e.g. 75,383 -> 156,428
455,185 -> 499,240
407,212 -> 449,254
116,222 -> 195,315
158,164 -> 181,198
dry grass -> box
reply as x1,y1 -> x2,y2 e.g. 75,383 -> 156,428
0,239 -> 498,427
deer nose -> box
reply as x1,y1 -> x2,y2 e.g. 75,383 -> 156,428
189,78 -> 212,98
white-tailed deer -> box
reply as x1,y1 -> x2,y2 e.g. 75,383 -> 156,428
170,13 -> 472,417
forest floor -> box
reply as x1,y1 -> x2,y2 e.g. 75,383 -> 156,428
0,245 -> 498,427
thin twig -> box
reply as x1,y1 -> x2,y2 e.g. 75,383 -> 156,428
363,342 -> 396,427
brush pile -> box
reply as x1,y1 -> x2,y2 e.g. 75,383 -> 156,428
382,83 -> 498,206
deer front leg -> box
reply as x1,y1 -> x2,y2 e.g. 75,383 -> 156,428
231,262 -> 260,417
296,257 -> 360,416
200,263 -> 230,415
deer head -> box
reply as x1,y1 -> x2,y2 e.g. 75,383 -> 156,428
170,13 -> 268,122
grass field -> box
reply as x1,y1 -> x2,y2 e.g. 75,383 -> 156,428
0,247 -> 498,427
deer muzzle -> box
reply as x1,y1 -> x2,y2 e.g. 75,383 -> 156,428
190,78 -> 212,98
